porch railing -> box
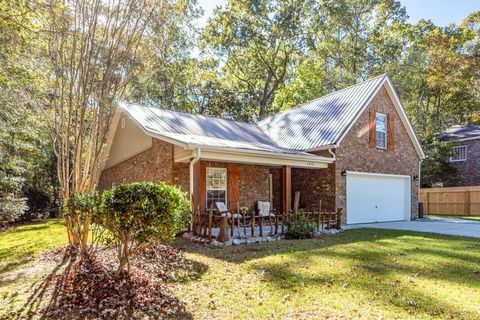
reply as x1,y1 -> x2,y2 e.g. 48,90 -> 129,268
191,205 -> 343,242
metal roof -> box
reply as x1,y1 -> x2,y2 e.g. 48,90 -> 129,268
118,102 -> 318,157
259,74 -> 387,150
118,74 -> 415,158
441,125 -> 480,141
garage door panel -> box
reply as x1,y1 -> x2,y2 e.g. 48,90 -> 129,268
347,173 -> 410,224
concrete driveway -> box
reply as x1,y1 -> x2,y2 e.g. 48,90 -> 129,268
346,219 -> 480,238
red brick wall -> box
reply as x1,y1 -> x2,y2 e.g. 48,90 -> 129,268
98,139 -> 189,193
99,143 -> 271,211
291,165 -> 336,212
335,86 -> 421,221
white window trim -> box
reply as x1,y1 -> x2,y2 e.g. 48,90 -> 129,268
375,112 -> 388,149
206,167 -> 228,209
450,145 -> 467,162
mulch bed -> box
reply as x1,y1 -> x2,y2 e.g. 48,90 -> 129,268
35,244 -> 199,319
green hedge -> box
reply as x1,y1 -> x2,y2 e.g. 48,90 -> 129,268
98,182 -> 190,244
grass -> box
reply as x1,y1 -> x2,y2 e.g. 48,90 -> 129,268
1,220 -> 480,319
174,230 -> 480,319
426,215 -> 480,221
0,219 -> 68,274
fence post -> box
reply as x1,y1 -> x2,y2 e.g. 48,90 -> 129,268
426,192 -> 430,215
465,190 -> 471,216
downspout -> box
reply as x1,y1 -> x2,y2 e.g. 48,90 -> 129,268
328,148 -> 336,161
189,148 -> 201,206
418,159 -> 423,217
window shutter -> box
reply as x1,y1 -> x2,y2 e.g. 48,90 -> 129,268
387,113 -> 395,150
369,108 -> 376,147
227,164 -> 240,211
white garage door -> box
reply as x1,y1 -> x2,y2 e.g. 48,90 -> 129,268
346,172 -> 411,224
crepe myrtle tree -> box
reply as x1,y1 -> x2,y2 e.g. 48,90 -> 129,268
98,182 -> 190,275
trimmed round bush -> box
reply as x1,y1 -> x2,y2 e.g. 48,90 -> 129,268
98,182 -> 190,273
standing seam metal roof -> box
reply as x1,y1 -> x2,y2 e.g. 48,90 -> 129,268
119,102 -> 315,157
119,74 -> 388,154
258,74 -> 387,150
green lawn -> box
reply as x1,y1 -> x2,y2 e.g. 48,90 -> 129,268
1,220 -> 480,319
0,219 -> 68,274
174,230 -> 480,319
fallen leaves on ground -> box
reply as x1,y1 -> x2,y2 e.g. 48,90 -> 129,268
28,244 -> 205,319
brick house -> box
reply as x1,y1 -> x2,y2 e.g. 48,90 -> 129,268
99,74 -> 425,224
441,124 -> 480,187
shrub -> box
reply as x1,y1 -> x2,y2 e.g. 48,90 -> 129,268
285,211 -> 316,239
98,182 -> 190,274
0,196 -> 28,226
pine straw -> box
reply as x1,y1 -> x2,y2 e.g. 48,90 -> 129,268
35,244 -> 200,319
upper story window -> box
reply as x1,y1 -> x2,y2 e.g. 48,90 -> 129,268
206,167 -> 227,210
375,113 -> 387,149
450,146 -> 467,162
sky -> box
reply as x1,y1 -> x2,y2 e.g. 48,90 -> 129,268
197,0 -> 480,28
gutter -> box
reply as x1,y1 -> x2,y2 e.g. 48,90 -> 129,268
189,148 -> 201,206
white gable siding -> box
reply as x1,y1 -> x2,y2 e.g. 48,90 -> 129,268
104,114 -> 152,169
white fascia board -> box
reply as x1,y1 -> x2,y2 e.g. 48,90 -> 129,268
98,106 -> 122,174
200,149 -> 329,169
197,145 -> 334,163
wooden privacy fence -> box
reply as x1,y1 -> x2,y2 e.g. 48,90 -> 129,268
420,186 -> 480,216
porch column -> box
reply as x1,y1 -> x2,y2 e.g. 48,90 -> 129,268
282,165 -> 291,213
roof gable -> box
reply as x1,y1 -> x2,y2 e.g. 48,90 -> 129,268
259,75 -> 386,150
260,74 -> 424,158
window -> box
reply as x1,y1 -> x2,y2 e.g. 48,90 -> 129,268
206,168 -> 227,209
121,118 -> 126,128
450,146 -> 467,162
375,113 -> 387,149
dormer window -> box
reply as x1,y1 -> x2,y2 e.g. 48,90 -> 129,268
375,113 -> 387,149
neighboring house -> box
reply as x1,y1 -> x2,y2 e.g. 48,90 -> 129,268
440,124 -> 480,187
99,74 -> 425,224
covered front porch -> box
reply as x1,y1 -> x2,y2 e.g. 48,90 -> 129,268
175,146 -> 341,242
